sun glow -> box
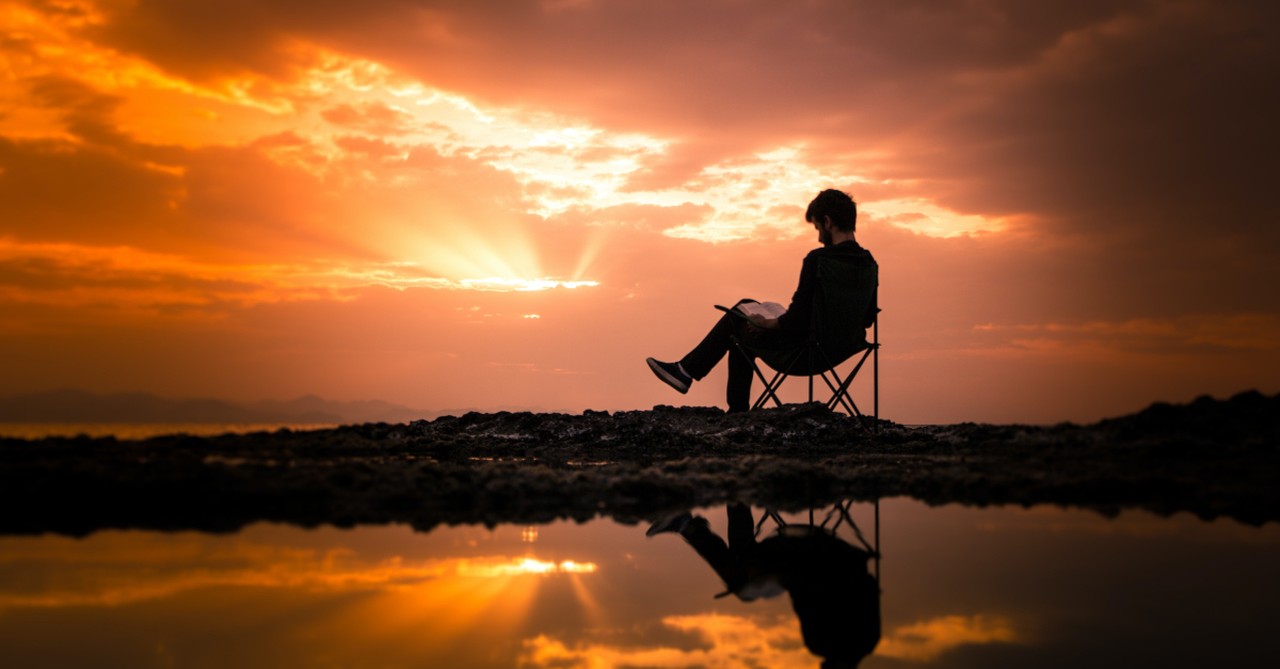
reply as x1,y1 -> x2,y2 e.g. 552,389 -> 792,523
458,557 -> 600,577
459,278 -> 599,292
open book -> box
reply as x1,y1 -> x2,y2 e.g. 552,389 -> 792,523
716,301 -> 786,320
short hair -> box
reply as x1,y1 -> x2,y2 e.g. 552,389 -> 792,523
805,189 -> 858,232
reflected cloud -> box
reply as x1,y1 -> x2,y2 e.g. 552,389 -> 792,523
0,532 -> 598,611
973,506 -> 1280,544
520,611 -> 1021,668
520,613 -> 815,669
877,614 -> 1018,662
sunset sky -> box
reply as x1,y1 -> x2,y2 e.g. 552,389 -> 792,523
2,0 -> 1277,423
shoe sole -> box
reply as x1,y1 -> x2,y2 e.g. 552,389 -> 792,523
646,358 -> 690,394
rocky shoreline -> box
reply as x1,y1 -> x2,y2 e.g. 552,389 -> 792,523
1,391 -> 1276,536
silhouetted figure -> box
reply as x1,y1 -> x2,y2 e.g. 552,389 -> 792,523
648,503 -> 881,667
646,189 -> 877,412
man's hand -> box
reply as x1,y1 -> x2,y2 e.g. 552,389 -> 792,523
747,314 -> 779,329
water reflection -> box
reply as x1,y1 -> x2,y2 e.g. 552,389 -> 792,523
646,501 -> 881,667
0,500 -> 1277,668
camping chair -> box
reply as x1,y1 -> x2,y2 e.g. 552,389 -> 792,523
747,499 -> 883,662
727,255 -> 880,429
754,498 -> 882,591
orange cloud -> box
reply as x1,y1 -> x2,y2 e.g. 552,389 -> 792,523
520,613 -> 817,669
0,530 -> 597,611
876,614 -> 1018,662
520,611 -> 1022,668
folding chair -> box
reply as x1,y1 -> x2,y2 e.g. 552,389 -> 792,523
729,255 -> 880,429
754,499 -> 881,568
754,498 -> 883,616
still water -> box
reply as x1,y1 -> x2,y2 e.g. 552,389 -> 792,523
0,499 -> 1276,668
0,423 -> 340,440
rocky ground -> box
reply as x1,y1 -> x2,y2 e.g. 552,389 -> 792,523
1,391 -> 1277,536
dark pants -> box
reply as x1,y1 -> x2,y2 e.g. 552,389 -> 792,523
680,502 -> 757,591
679,299 -> 771,412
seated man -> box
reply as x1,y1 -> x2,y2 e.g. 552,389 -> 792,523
646,189 -> 878,413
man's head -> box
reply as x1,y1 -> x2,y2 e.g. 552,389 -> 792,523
806,189 -> 857,246
806,189 -> 858,231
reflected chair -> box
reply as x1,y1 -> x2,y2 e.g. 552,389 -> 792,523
752,499 -> 883,664
755,499 -> 881,583
725,255 -> 880,429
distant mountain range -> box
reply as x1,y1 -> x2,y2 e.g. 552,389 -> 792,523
0,389 -> 433,425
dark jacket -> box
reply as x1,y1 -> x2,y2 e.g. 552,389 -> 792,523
776,240 -> 878,340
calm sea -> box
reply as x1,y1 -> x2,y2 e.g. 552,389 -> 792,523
0,423 -> 341,440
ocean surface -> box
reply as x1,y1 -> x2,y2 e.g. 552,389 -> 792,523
1,499 -> 1275,668
0,422 -> 341,440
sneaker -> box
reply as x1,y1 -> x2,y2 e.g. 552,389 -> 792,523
645,512 -> 693,537
646,358 -> 691,394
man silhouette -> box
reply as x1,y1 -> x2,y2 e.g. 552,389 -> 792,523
647,504 -> 881,667
646,189 -> 877,412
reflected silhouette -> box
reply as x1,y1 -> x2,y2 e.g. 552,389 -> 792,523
647,500 -> 882,668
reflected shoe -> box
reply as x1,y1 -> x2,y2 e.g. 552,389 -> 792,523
646,358 -> 692,394
646,512 -> 693,537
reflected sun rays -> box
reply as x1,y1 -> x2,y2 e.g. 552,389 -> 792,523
323,554 -> 604,656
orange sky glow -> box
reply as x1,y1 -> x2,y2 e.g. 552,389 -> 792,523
2,0 -> 1278,423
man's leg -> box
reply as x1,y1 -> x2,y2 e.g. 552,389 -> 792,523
677,516 -> 745,590
679,298 -> 755,383
726,502 -> 757,551
725,347 -> 756,413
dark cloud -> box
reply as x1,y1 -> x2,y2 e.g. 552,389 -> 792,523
0,254 -> 256,295
0,136 -> 182,243
81,1 -> 1280,245
25,75 -> 131,146
85,0 -> 396,81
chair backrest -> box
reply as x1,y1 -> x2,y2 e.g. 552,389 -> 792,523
811,254 -> 878,359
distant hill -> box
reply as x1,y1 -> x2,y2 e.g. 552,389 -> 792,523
0,390 -> 430,425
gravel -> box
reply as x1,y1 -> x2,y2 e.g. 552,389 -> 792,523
2,391 -> 1276,536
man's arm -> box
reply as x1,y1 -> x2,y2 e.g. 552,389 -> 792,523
775,252 -> 819,334
747,313 -> 780,329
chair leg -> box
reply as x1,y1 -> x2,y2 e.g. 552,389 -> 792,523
873,319 -> 879,432
820,370 -> 860,416
756,356 -> 800,409
807,347 -> 814,402
824,346 -> 877,429
731,340 -> 877,422
752,368 -> 787,410
744,345 -> 804,410
809,342 -> 866,420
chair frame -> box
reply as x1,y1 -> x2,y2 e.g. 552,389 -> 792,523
754,498 -> 882,587
732,310 -> 880,430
